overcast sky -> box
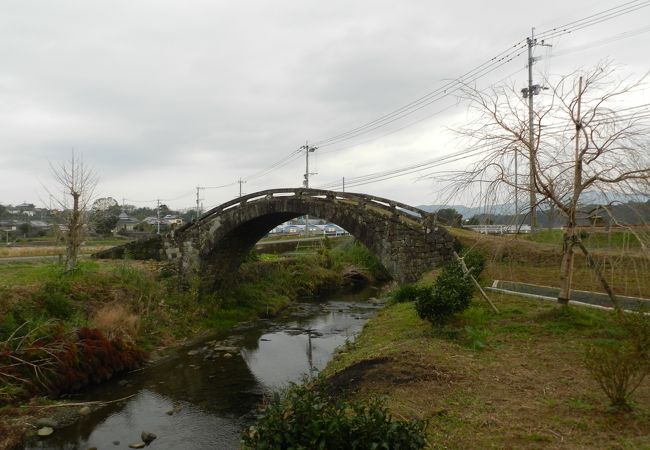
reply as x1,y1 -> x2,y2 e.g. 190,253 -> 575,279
1,0 -> 648,210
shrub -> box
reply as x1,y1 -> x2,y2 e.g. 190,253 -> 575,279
392,284 -> 428,303
242,380 -> 426,450
617,307 -> 650,358
38,280 -> 74,320
461,248 -> 486,280
415,263 -> 473,325
43,292 -> 74,320
585,341 -> 648,411
585,310 -> 650,411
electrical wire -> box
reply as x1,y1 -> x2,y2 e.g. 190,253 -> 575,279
536,0 -> 650,41
549,25 -> 650,58
199,182 -> 239,190
124,189 -> 195,204
316,143 -> 494,190
316,102 -> 650,191
194,0 -> 650,194
241,149 -> 303,182
309,0 -> 649,151
313,43 -> 528,148
319,67 -> 527,156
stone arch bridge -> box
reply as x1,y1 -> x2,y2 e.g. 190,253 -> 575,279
96,188 -> 455,291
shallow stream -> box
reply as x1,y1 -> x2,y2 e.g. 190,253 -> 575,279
27,290 -> 380,450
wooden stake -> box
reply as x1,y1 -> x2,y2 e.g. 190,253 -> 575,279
453,251 -> 499,313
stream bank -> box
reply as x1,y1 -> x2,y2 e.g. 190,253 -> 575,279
24,290 -> 384,449
1,239 -> 390,449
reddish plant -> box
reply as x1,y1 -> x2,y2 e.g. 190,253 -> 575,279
0,325 -> 146,404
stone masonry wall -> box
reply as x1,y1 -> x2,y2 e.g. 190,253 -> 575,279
94,191 -> 456,291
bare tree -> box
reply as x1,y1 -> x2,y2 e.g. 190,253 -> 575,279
48,151 -> 98,272
451,63 -> 650,305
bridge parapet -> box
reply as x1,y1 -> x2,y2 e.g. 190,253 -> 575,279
176,188 -> 437,236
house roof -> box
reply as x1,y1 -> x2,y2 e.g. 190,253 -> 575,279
117,212 -> 139,224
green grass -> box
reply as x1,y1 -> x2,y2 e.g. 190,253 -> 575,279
329,240 -> 390,281
324,294 -> 650,449
523,228 -> 644,250
1,241 -> 383,354
0,262 -> 64,286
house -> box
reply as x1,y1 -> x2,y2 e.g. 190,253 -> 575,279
323,223 -> 347,235
115,211 -> 139,233
162,214 -> 184,228
142,216 -> 159,226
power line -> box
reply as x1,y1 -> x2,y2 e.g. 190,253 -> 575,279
312,44 -> 528,148
316,144 -> 493,190
242,149 -> 303,182
309,1 -> 649,151
319,67 -> 527,156
124,189 -> 195,204
193,1 -> 650,195
536,0 -> 650,41
316,101 -> 650,192
549,25 -> 650,58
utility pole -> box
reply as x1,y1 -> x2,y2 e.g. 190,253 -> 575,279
301,141 -> 318,189
195,186 -> 202,221
300,141 -> 317,235
522,28 -> 550,232
156,199 -> 161,235
238,178 -> 246,197
514,148 -> 518,229
342,177 -> 345,192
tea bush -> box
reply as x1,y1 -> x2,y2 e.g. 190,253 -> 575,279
415,262 -> 473,325
461,248 -> 486,280
242,380 -> 426,449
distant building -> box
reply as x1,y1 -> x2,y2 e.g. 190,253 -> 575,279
162,214 -> 184,228
141,216 -> 159,226
115,211 -> 139,233
267,222 -> 348,236
463,224 -> 531,234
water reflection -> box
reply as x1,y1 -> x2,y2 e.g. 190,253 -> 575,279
27,292 -> 378,450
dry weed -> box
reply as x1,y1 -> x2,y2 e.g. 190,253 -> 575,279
92,304 -> 139,342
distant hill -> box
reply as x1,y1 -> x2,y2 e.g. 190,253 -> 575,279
416,204 -> 515,217
418,199 -> 650,226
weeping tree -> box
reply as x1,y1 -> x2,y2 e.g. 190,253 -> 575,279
451,63 -> 650,304
49,152 -> 98,272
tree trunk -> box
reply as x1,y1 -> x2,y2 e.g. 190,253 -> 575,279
558,76 -> 583,305
65,192 -> 81,272
575,239 -> 619,309
558,227 -> 575,304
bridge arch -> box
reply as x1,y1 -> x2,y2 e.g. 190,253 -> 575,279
165,188 -> 455,292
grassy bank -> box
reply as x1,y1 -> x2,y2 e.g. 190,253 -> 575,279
324,295 -> 650,449
0,239 -> 385,447
451,228 -> 650,299
521,228 -> 647,252
0,239 -> 384,390
321,232 -> 650,448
